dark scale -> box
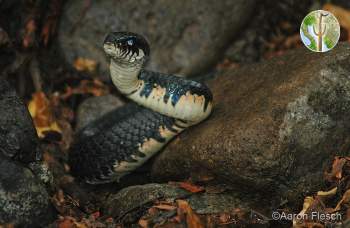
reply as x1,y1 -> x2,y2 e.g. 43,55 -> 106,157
138,70 -> 213,112
69,103 -> 178,183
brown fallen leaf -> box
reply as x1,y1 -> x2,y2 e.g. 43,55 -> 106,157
283,34 -> 301,49
216,59 -> 239,71
346,208 -> 350,220
23,19 -> 36,48
218,213 -> 231,224
177,200 -> 204,228
0,224 -> 15,228
147,206 -> 159,216
61,79 -> 109,100
28,91 -> 62,138
171,215 -> 182,223
58,217 -> 76,228
317,187 -> 337,200
40,0 -> 63,46
153,204 -> 177,211
41,20 -> 53,46
330,157 -> 347,180
91,211 -> 100,219
138,218 -> 148,228
73,57 -> 97,72
105,217 -> 114,223
179,182 -> 205,193
73,222 -> 88,228
293,196 -> 314,226
335,189 -> 350,211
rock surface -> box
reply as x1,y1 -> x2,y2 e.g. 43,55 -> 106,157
151,43 -> 350,206
0,78 -> 40,163
76,94 -> 124,131
0,155 -> 53,226
58,0 -> 256,78
103,183 -> 255,223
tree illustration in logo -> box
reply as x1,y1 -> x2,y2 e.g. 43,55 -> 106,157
300,10 -> 340,52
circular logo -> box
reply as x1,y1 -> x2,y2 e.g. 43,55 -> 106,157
300,10 -> 340,52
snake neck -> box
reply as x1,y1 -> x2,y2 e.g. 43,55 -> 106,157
109,60 -> 142,94
109,59 -> 213,125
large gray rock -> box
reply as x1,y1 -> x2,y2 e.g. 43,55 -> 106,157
0,79 -> 52,226
58,0 -> 256,78
76,94 -> 124,131
151,43 -> 350,206
0,78 -> 40,163
0,156 -> 53,226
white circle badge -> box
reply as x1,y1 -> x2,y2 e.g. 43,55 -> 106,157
300,10 -> 340,52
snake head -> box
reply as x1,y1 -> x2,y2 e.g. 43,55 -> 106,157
103,32 -> 150,64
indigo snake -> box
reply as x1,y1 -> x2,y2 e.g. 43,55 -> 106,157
69,32 -> 213,184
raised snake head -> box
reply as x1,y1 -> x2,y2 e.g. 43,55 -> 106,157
103,31 -> 150,66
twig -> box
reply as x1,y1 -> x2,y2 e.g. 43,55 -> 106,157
29,56 -> 42,92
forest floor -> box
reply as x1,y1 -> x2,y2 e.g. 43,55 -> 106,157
1,1 -> 350,227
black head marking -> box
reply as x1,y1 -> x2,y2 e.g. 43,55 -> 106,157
104,31 -> 150,57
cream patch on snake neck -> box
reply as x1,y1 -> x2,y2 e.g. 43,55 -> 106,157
128,88 -> 212,124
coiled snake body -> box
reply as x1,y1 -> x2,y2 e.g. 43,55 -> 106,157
69,32 -> 213,184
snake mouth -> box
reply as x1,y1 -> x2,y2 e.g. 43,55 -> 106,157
103,32 -> 150,64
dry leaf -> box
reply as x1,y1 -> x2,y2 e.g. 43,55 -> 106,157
106,217 -> 114,223
73,222 -> 88,228
57,189 -> 65,204
335,189 -> 350,211
91,211 -> 100,219
346,208 -> 350,219
219,213 -> 231,224
171,215 -> 181,223
332,157 -> 346,180
147,206 -> 158,216
28,92 -> 62,138
61,79 -> 109,100
293,196 -> 314,226
58,217 -> 76,228
317,187 -> 337,200
73,57 -> 97,72
216,59 -> 239,71
138,219 -> 148,228
0,224 -> 15,228
153,204 -> 177,211
179,182 -> 205,193
41,21 -> 52,46
23,19 -> 36,48
177,200 -> 204,228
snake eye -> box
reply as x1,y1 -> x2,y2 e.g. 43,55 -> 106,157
127,39 -> 134,46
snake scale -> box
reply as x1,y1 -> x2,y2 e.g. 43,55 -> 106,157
69,32 -> 213,184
